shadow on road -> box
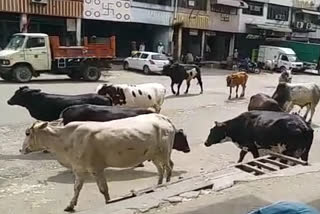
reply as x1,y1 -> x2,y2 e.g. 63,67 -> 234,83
166,93 -> 201,100
0,152 -> 56,161
47,168 -> 187,183
0,78 -> 109,85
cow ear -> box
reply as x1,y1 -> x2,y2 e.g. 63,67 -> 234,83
34,122 -> 48,130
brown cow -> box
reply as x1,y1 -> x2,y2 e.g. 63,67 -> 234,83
226,72 -> 248,99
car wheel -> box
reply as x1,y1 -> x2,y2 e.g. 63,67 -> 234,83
82,66 -> 101,81
143,65 -> 151,75
123,62 -> 129,70
13,65 -> 32,83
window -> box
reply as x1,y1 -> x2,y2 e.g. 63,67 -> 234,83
140,53 -> 149,59
152,54 -> 168,60
26,37 -> 45,48
178,0 -> 207,10
211,4 -> 237,15
242,1 -> 264,16
133,0 -> 172,6
267,4 -> 289,21
281,55 -> 288,61
132,53 -> 142,58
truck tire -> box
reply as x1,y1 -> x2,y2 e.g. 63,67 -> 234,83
82,66 -> 101,81
68,70 -> 82,80
0,73 -> 13,81
13,65 -> 32,83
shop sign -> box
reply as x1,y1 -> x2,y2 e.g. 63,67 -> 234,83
83,0 -> 132,22
246,34 -> 262,39
189,29 -> 199,36
67,19 -> 76,32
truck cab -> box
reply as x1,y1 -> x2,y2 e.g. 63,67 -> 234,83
0,33 -> 52,82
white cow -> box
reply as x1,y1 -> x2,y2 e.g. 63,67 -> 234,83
272,82 -> 320,122
96,83 -> 166,113
21,114 -> 190,212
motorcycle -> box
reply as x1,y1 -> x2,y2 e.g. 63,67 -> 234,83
238,58 -> 261,74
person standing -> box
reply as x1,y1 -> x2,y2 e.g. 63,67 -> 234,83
130,41 -> 137,56
157,42 -> 164,54
139,42 -> 145,52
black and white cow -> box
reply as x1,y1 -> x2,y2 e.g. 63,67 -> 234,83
162,63 -> 203,96
96,83 -> 166,113
272,83 -> 320,123
7,86 -> 112,121
204,111 -> 313,163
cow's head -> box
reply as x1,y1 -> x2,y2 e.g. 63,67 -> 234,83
226,76 -> 232,87
20,121 -> 48,154
204,122 -> 228,147
173,129 -> 190,153
272,83 -> 289,108
97,84 -> 126,105
8,86 -> 41,106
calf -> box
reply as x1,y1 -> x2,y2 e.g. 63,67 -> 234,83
162,63 -> 203,96
226,72 -> 248,99
204,111 -> 313,163
21,114 -> 190,212
96,83 -> 166,113
272,82 -> 320,123
7,86 -> 112,121
248,93 -> 283,112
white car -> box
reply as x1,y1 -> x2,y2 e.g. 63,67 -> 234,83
123,51 -> 170,74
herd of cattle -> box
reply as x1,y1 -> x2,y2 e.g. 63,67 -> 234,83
5,64 -> 320,212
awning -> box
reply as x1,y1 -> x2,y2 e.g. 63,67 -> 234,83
214,0 -> 248,9
297,9 -> 320,16
248,24 -> 292,33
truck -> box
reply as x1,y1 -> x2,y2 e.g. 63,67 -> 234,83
266,40 -> 320,65
257,45 -> 303,72
0,33 -> 116,83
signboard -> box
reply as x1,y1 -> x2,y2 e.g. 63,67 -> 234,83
67,19 -> 76,32
131,8 -> 172,26
83,0 -> 132,22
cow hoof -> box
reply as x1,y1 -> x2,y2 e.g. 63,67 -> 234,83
64,206 -> 75,213
200,91 -> 203,94
43,150 -> 50,154
228,96 -> 231,100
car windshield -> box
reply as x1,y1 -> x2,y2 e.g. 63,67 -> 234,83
5,35 -> 26,50
288,55 -> 297,62
151,54 -> 168,60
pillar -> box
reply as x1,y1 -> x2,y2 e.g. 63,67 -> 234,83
229,33 -> 235,57
76,18 -> 82,46
201,30 -> 205,59
20,14 -> 28,33
177,27 -> 182,60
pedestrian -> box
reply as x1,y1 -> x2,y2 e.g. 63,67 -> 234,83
130,41 -> 137,56
233,49 -> 239,63
248,201 -> 320,214
139,42 -> 145,52
157,42 -> 164,54
185,51 -> 194,64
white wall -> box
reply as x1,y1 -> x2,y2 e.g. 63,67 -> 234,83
209,12 -> 239,33
238,3 -> 291,33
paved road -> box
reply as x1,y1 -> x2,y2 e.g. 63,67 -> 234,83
0,69 -> 320,213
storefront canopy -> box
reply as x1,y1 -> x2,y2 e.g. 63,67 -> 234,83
213,0 -> 248,9
248,24 -> 292,33
297,9 -> 320,16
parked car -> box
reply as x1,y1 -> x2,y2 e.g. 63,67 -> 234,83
123,51 -> 170,74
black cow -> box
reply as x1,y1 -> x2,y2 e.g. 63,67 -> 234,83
162,63 -> 203,96
248,93 -> 283,112
7,86 -> 112,121
204,111 -> 313,163
60,104 -> 154,125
